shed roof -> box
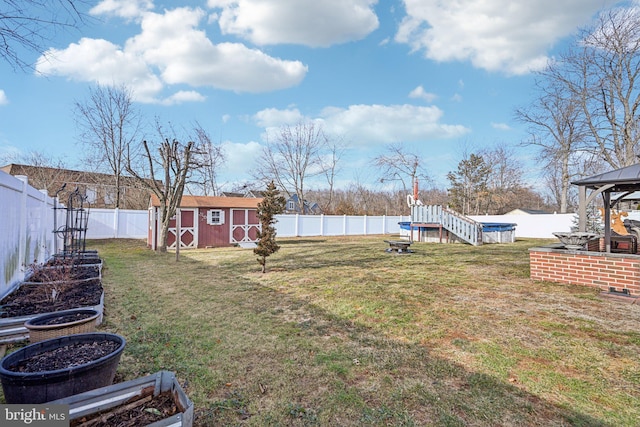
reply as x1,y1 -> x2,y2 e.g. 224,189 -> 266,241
150,194 -> 262,208
572,163 -> 640,191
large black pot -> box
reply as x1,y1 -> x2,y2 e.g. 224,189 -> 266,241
0,332 -> 125,404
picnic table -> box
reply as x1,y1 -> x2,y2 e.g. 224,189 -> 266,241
384,240 -> 413,253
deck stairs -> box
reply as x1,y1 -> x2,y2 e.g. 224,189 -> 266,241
411,205 -> 483,246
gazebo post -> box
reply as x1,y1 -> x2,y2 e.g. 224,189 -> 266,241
604,192 -> 611,253
578,185 -> 587,232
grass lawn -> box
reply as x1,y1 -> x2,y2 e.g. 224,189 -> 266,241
6,236 -> 640,426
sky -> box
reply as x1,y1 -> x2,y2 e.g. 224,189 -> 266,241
0,0 -> 630,195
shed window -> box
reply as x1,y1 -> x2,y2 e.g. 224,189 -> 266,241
287,200 -> 295,211
207,209 -> 225,225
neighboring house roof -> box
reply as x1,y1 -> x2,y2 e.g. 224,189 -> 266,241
285,194 -> 322,214
150,194 -> 262,209
1,163 -> 141,186
220,191 -> 245,197
505,208 -> 550,215
1,163 -> 153,210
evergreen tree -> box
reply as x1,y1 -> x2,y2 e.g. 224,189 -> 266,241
255,181 -> 286,273
447,153 -> 491,215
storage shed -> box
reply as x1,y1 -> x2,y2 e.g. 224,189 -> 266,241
148,195 -> 262,250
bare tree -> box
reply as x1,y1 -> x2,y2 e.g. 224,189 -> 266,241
319,141 -> 343,212
0,150 -> 67,193
481,145 -> 527,214
126,122 -> 210,252
254,121 -> 334,214
373,144 -> 430,213
75,84 -> 142,208
1,0 -> 87,70
515,78 -> 588,213
547,7 -> 640,169
186,124 -> 225,196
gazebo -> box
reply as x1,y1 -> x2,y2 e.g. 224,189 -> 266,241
572,163 -> 640,253
529,164 -> 640,298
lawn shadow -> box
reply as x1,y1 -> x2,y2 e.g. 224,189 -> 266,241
92,239 -> 620,427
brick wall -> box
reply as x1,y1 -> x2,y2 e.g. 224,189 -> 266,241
529,248 -> 640,296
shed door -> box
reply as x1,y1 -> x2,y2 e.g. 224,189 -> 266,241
167,208 -> 198,249
230,209 -> 261,244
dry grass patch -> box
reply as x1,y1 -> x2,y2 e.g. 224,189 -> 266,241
3,237 -> 636,426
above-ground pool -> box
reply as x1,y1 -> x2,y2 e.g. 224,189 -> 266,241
398,221 -> 517,244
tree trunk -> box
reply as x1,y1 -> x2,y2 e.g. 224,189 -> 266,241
158,213 -> 170,253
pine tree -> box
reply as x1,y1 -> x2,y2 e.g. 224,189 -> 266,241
255,181 -> 286,273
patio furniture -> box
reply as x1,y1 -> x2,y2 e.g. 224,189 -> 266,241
610,234 -> 637,253
384,240 -> 413,253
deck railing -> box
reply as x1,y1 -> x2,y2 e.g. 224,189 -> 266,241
411,205 -> 483,246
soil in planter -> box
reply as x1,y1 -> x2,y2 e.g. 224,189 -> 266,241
26,266 -> 100,283
0,279 -> 103,318
36,311 -> 95,326
6,340 -> 120,372
46,257 -> 101,267
71,391 -> 179,427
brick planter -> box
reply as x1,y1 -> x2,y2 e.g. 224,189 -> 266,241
529,246 -> 640,296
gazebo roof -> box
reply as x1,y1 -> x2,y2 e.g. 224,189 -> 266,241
572,164 -> 640,192
572,163 -> 640,252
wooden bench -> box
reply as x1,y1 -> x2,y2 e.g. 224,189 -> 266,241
384,240 -> 413,253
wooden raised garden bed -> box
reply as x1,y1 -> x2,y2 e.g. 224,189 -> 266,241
49,370 -> 193,427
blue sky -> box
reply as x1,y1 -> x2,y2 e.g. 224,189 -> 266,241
0,0 -> 628,193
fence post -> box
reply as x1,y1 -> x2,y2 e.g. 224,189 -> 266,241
364,215 -> 367,235
295,213 -> 300,237
39,190 -> 49,262
113,207 -> 120,238
343,215 -> 347,235
320,214 -> 324,236
17,176 -> 28,275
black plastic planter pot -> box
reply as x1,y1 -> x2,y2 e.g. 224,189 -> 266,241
0,332 -> 126,404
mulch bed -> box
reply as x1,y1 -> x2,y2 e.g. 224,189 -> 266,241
6,340 -> 120,372
71,390 -> 179,427
0,279 -> 103,318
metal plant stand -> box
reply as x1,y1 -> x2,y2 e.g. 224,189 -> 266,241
54,186 -> 90,258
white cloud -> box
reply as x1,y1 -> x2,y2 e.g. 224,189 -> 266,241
0,90 -> 8,105
396,0 -> 617,75
160,91 -> 206,105
209,0 -> 379,47
221,140 -> 263,176
35,6 -> 308,103
35,38 -> 164,102
253,108 -> 304,127
90,0 -> 153,19
408,85 -> 437,102
254,104 -> 469,145
320,104 -> 469,144
491,122 -> 511,131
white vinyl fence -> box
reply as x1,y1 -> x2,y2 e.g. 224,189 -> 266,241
87,208 -> 149,239
83,211 -> 410,239
273,214 -> 410,237
0,168 -> 580,298
0,172 -> 63,299
83,210 -> 578,240
469,213 -> 576,239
